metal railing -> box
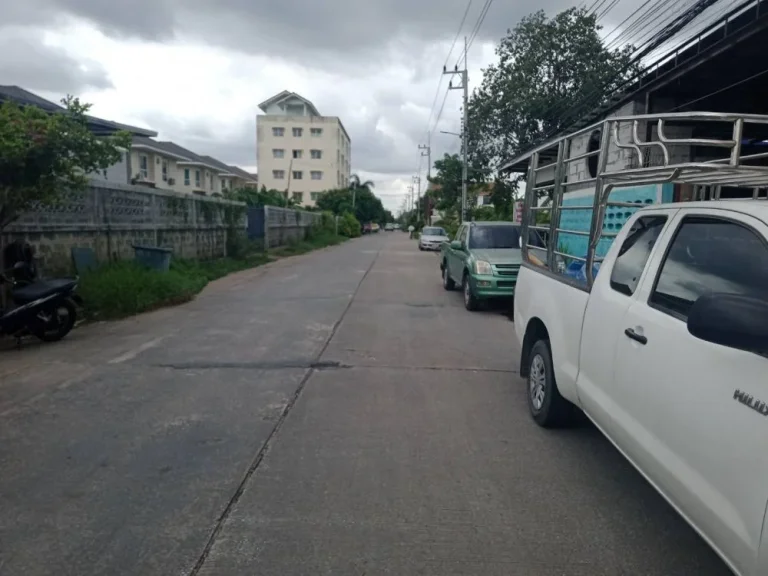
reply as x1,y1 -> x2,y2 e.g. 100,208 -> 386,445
518,111 -> 768,288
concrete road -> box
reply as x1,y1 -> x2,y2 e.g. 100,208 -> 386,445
0,233 -> 730,575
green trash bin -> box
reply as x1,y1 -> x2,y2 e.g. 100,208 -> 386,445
132,245 -> 172,272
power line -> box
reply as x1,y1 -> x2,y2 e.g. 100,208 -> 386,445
424,0 -> 475,136
458,0 -> 495,66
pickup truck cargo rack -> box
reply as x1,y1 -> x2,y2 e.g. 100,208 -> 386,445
514,111 -> 768,287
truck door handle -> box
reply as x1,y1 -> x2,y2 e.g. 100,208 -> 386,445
624,328 -> 647,345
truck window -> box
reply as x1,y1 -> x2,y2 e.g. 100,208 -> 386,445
458,226 -> 468,245
610,216 -> 667,296
649,217 -> 768,319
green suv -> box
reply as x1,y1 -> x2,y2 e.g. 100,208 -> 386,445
439,221 -> 526,311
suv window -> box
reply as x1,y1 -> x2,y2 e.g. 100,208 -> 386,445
649,217 -> 768,319
610,216 -> 667,296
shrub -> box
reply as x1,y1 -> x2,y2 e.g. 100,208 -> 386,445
338,211 -> 361,238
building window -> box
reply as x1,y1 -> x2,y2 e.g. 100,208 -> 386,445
139,155 -> 149,178
272,127 -> 284,137
310,192 -> 322,201
293,170 -> 303,180
209,172 -> 213,190
311,128 -> 323,136
310,149 -> 322,159
292,127 -> 303,137
273,170 -> 285,179
273,149 -> 284,159
195,170 -> 201,187
161,160 -> 168,181
337,171 -> 340,186
222,179 -> 227,191
292,192 -> 303,202
311,171 -> 322,180
184,168 -> 190,186
292,149 -> 303,159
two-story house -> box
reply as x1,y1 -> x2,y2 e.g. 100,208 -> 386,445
256,90 -> 351,207
130,138 -> 255,196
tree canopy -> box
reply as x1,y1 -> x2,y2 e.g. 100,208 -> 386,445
0,96 -> 131,230
314,187 -> 389,224
467,7 -> 638,173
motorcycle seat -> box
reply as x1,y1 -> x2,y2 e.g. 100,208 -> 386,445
12,278 -> 78,304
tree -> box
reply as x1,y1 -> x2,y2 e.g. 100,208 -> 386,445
467,7 -> 638,173
349,174 -> 374,192
0,96 -> 131,230
226,185 -> 298,208
428,153 -> 484,214
315,187 -> 387,225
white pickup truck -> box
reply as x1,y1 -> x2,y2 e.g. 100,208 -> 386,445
514,200 -> 768,575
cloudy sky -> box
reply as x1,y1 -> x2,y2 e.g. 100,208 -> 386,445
0,0 -> 711,212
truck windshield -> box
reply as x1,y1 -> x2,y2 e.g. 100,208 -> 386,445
469,226 -> 521,249
422,227 -> 446,236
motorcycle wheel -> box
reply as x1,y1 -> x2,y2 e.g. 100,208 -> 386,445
31,299 -> 77,342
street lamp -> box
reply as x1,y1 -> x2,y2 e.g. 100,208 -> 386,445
440,130 -> 462,137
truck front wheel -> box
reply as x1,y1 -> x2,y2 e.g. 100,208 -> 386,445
442,265 -> 455,290
527,340 -> 574,428
462,273 -> 479,311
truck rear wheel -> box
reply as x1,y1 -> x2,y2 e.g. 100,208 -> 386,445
527,340 -> 574,427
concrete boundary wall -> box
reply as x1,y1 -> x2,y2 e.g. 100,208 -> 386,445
1,180 -> 246,274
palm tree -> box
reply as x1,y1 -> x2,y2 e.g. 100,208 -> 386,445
349,174 -> 374,208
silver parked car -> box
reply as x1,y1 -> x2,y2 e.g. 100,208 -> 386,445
418,226 -> 449,251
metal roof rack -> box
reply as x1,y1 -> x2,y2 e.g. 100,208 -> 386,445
516,111 -> 768,288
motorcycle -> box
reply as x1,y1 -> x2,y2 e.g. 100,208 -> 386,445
1,245 -> 82,346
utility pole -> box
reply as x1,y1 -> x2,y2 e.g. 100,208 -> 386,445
419,139 -> 431,225
412,175 -> 421,225
443,37 -> 469,222
407,185 -> 414,213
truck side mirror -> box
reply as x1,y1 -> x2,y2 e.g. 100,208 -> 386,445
450,240 -> 463,250
687,293 -> 768,356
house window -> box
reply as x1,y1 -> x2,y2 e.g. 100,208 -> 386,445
310,192 -> 322,201
292,149 -> 303,159
184,169 -> 190,186
272,127 -> 284,137
222,179 -> 227,191
273,170 -> 285,179
310,149 -> 322,159
311,171 -> 322,180
195,170 -> 201,187
161,160 -> 168,181
209,172 -> 213,190
273,149 -> 285,159
292,127 -> 303,137
311,128 -> 323,137
139,155 -> 149,178
292,192 -> 303,202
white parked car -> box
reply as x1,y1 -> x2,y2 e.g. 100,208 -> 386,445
418,226 -> 449,251
515,201 -> 768,576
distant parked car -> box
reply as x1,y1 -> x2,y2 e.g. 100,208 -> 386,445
385,223 -> 395,231
419,226 -> 449,251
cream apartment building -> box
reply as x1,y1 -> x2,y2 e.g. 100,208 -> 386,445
256,91 -> 351,207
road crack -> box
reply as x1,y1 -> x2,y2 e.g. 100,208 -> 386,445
188,243 -> 382,576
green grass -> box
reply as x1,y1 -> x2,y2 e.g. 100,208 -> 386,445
269,232 -> 346,257
78,233 -> 346,321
